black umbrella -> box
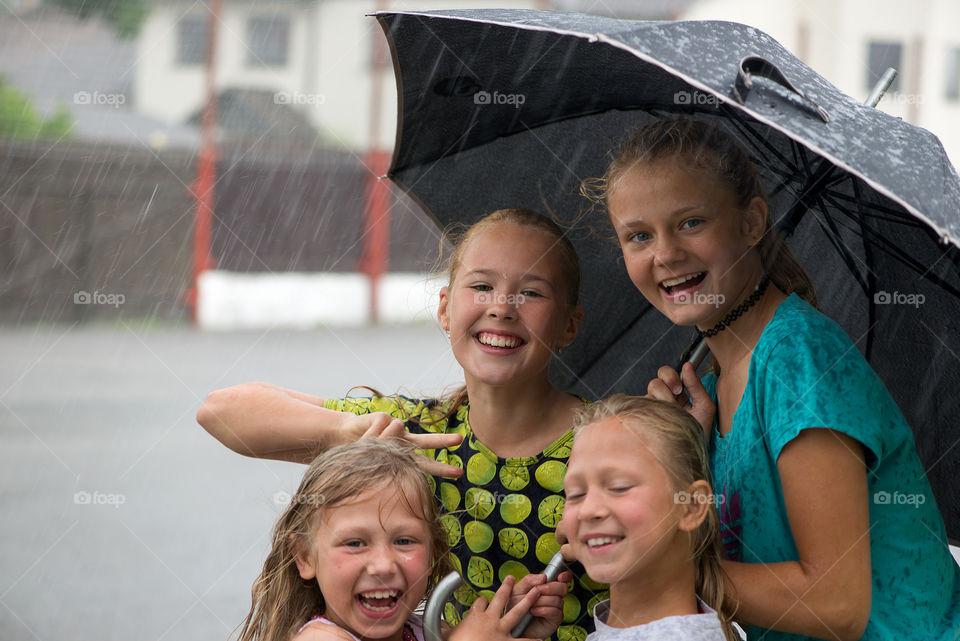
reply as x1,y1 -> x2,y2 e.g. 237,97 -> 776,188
374,9 -> 960,540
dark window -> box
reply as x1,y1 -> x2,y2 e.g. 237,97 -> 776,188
946,47 -> 960,100
176,16 -> 207,66
866,41 -> 902,93
247,16 -> 290,67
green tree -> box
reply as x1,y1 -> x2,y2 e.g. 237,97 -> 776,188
43,0 -> 147,39
0,77 -> 72,140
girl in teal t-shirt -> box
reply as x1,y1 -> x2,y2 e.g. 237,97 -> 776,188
587,117 -> 960,640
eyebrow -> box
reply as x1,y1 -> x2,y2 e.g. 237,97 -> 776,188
463,268 -> 554,286
616,204 -> 705,228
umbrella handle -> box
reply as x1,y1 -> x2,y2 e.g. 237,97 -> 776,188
733,55 -> 830,123
423,572 -> 463,641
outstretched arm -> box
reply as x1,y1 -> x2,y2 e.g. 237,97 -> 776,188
197,382 -> 463,475
722,429 -> 871,641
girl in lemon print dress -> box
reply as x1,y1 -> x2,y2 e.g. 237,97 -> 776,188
199,209 -> 609,641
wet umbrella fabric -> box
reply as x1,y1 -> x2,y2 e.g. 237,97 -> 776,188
375,9 -> 960,539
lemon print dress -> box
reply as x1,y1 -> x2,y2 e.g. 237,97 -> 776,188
322,395 -> 608,641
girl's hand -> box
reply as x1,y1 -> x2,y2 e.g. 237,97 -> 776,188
346,412 -> 464,478
507,572 -> 570,639
646,362 -> 715,436
450,576 -> 542,641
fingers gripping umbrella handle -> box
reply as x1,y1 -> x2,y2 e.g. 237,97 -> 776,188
733,55 -> 830,122
422,552 -> 567,641
509,552 -> 567,638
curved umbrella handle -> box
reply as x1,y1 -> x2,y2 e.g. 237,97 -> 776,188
424,572 -> 463,641
733,55 -> 830,122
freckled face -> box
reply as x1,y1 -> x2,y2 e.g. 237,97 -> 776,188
607,159 -> 764,329
295,486 -> 433,641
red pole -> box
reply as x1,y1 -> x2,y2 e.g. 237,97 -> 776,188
186,0 -> 221,324
359,0 -> 391,324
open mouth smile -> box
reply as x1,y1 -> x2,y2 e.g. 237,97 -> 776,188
584,535 -> 623,551
475,331 -> 525,349
659,272 -> 706,295
356,589 -> 402,615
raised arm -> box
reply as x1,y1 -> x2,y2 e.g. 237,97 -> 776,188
721,428 -> 871,641
197,382 -> 464,475
197,382 -> 360,462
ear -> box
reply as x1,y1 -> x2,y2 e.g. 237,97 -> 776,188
557,304 -> 584,348
437,286 -> 451,332
742,196 -> 768,246
290,534 -> 317,580
676,480 -> 712,533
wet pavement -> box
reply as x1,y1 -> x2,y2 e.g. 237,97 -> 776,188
0,323 -> 459,641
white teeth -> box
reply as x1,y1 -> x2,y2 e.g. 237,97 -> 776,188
360,589 -> 398,599
477,332 -> 521,348
586,536 -> 621,548
661,272 -> 704,288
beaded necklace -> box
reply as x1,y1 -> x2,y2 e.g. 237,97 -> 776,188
697,275 -> 770,339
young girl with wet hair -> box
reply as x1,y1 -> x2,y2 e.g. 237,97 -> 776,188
236,438 -> 553,641
560,394 -> 737,641
201,209 -> 603,641
586,118 -> 960,640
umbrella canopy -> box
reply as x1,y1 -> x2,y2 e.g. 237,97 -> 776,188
375,9 -> 960,540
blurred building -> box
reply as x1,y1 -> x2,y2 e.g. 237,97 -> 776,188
681,0 -> 960,167
134,0 -> 548,151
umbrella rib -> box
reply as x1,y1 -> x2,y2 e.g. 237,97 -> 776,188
831,197 -> 960,298
810,201 -> 873,297
723,112 -> 803,180
852,179 -> 879,362
822,191 -> 931,226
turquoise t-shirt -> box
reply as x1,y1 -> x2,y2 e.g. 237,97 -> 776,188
703,294 -> 960,641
